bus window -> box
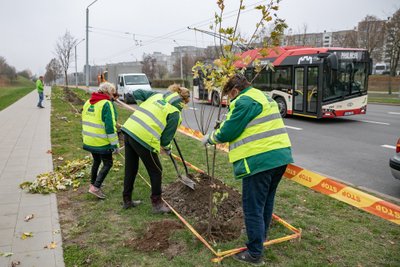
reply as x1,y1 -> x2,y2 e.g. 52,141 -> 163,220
271,67 -> 291,91
251,68 -> 270,91
294,67 -> 304,111
307,67 -> 318,113
352,62 -> 367,94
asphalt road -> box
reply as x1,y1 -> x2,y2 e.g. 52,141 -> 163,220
181,101 -> 400,200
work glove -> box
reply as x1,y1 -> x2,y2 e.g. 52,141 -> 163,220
112,148 -> 121,154
201,134 -> 210,146
214,120 -> 222,130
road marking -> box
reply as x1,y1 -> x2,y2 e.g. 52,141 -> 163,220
285,125 -> 303,130
360,120 -> 390,125
381,145 -> 396,150
388,112 -> 400,115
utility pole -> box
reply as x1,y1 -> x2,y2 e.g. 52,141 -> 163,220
174,40 -> 183,80
85,0 -> 98,87
75,38 -> 85,88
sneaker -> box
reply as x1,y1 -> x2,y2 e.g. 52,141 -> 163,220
152,202 -> 171,214
233,250 -> 265,266
122,200 -> 142,209
88,185 -> 105,199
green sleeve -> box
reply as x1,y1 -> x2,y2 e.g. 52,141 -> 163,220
160,111 -> 180,147
102,101 -> 117,135
132,89 -> 158,103
211,96 -> 262,143
36,80 -> 44,91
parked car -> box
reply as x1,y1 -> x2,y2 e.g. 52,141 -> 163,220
389,138 -> 400,180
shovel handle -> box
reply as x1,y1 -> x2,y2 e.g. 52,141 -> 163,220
173,138 -> 189,176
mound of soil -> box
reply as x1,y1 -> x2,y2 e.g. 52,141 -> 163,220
63,87 -> 84,105
126,219 -> 185,259
163,173 -> 244,242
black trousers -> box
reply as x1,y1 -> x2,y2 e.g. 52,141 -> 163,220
90,152 -> 113,188
123,133 -> 163,201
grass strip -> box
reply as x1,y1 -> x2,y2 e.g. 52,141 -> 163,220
0,76 -> 35,110
52,86 -> 400,266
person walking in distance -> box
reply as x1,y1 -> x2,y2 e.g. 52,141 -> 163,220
121,84 -> 190,213
36,76 -> 44,108
202,73 -> 293,265
82,82 -> 120,199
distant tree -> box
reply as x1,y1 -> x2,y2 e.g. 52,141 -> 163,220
0,56 -> 17,82
141,55 -> 156,80
17,69 -> 32,79
55,30 -> 77,87
155,64 -> 168,79
386,8 -> 400,77
173,53 -> 198,80
44,58 -> 62,84
358,15 -> 386,61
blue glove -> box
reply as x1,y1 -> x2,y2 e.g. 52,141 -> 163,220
201,134 -> 210,145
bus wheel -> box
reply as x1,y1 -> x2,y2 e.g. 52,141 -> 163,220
275,97 -> 287,118
212,92 -> 220,106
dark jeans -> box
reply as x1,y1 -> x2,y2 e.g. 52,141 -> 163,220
242,164 -> 287,258
90,152 -> 113,188
123,133 -> 162,201
38,92 -> 44,107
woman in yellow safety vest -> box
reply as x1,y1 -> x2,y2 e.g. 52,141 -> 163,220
121,84 -> 190,213
202,73 -> 293,265
82,82 -> 120,199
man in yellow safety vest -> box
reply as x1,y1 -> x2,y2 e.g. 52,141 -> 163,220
202,73 -> 293,265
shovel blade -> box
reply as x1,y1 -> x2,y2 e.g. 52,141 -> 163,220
179,175 -> 196,190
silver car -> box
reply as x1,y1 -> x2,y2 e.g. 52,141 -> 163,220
389,138 -> 400,180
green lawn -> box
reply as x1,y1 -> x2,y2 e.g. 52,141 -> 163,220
51,86 -> 400,267
0,76 -> 35,111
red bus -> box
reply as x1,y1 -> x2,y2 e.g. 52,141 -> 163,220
193,46 -> 372,119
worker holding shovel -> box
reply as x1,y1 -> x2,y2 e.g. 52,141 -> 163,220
202,73 -> 293,265
121,84 -> 190,213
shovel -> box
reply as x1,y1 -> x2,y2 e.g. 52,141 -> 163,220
169,138 -> 196,190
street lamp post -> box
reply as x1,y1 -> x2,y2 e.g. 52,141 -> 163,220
173,40 -> 183,81
75,38 -> 85,88
85,0 -> 99,87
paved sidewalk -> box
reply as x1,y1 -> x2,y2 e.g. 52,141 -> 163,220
0,87 -> 64,267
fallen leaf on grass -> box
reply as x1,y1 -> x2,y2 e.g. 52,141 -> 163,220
24,214 -> 34,222
57,157 -> 64,161
21,232 -> 33,240
44,242 -> 57,249
0,251 -> 13,257
388,240 -> 395,245
11,260 -> 21,267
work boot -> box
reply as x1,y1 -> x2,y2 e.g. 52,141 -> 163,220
122,196 -> 142,209
88,184 -> 105,199
233,250 -> 265,266
151,195 -> 171,214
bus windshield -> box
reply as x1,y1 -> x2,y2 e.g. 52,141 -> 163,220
323,60 -> 367,101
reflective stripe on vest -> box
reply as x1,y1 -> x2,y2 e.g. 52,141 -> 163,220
227,88 -> 291,163
82,99 -> 118,147
122,93 -> 181,152
164,92 -> 181,105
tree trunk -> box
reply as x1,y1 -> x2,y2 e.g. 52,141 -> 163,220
64,71 -> 68,88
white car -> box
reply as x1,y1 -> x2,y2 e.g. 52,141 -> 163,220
117,73 -> 152,103
389,138 -> 400,180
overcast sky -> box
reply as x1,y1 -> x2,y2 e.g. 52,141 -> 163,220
0,0 -> 398,75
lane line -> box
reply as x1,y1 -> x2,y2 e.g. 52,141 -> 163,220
381,145 -> 396,150
285,125 -> 303,130
360,120 -> 390,125
388,112 -> 400,115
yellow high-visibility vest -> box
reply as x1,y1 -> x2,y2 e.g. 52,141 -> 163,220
122,93 -> 181,153
82,100 -> 118,148
226,88 -> 291,163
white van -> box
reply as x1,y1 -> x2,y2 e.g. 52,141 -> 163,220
117,73 -> 152,103
374,63 -> 389,75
